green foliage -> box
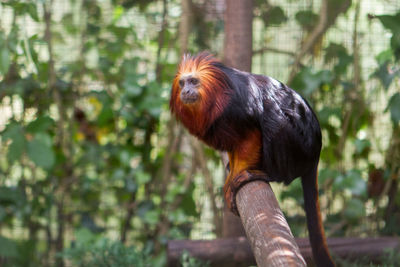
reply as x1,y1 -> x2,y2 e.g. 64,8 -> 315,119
0,236 -> 18,259
377,12 -> 400,59
180,251 -> 210,267
372,50 -> 399,90
0,32 -> 11,75
386,92 -> 400,124
27,133 -> 55,170
0,1 -> 399,266
290,67 -> 333,97
261,6 -> 288,27
61,228 -> 151,267
295,10 -> 319,31
0,0 -> 199,265
324,43 -> 353,76
3,123 -> 25,163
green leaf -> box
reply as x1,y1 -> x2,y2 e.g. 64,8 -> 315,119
27,133 -> 55,169
0,207 -> 6,222
27,3 -> 39,22
295,10 -> 319,31
113,5 -> 125,22
376,13 -> 400,35
137,201 -> 154,218
136,171 -> 151,185
318,107 -> 341,126
122,58 -> 142,97
123,77 -> 142,97
8,134 -> 25,163
377,12 -> 400,59
318,168 -> 341,185
354,138 -> 371,155
143,210 -> 160,225
0,46 -> 10,75
26,116 -> 54,133
376,49 -> 394,65
333,170 -> 366,197
112,168 -> 125,180
3,123 -> 25,163
0,186 -> 23,205
0,236 -> 18,258
125,177 -> 137,193
372,61 -> 399,90
181,184 -> 198,217
280,179 -> 304,204
261,6 -> 287,26
74,228 -> 97,245
391,33 -> 400,60
386,92 -> 400,124
98,106 -> 114,127
291,67 -> 333,97
344,199 -> 365,222
324,43 -> 353,75
61,13 -> 78,34
345,170 -> 367,197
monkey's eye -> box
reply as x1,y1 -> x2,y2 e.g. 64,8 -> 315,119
189,78 -> 199,85
179,80 -> 184,87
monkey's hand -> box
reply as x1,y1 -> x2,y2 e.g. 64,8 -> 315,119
224,170 -> 270,216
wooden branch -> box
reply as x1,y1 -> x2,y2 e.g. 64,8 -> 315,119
167,237 -> 400,266
237,181 -> 306,266
253,47 -> 295,56
167,237 -> 255,267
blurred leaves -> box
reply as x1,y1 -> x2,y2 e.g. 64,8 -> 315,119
0,32 -> 11,75
2,1 -> 39,22
61,228 -> 151,267
290,67 -> 333,97
27,133 -> 55,170
324,43 -> 353,76
296,10 -> 319,31
261,6 -> 287,27
0,1 -> 399,265
386,92 -> 400,124
376,12 -> 400,59
344,198 -> 366,222
0,236 -> 18,258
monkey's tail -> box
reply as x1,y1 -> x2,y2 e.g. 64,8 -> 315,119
301,166 -> 335,267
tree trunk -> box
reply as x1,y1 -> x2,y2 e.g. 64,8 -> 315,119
221,0 -> 254,238
223,0 -> 253,71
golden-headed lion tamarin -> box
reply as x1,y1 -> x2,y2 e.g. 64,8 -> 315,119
170,52 -> 334,267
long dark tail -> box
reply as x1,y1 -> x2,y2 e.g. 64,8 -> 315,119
301,166 -> 335,267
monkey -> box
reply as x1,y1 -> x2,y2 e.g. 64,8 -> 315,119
170,52 -> 334,267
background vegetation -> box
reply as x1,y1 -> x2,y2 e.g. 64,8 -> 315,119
0,0 -> 399,266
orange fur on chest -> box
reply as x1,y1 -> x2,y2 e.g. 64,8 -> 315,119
227,129 -> 262,179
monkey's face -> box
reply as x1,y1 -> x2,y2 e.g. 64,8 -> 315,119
178,74 -> 200,104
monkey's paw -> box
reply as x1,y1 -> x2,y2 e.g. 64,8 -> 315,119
224,170 -> 270,216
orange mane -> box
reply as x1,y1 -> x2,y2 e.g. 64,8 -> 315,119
170,53 -> 231,137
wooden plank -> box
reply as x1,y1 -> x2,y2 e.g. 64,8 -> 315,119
167,237 -> 255,267
167,237 -> 400,266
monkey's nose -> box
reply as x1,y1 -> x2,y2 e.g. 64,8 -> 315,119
180,90 -> 198,104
